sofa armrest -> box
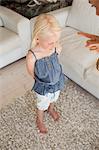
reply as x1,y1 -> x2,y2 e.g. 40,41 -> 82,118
0,16 -> 3,26
49,6 -> 71,28
0,6 -> 31,50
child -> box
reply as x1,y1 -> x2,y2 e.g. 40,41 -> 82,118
26,14 -> 65,133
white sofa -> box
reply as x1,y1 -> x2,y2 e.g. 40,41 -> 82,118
30,0 -> 99,99
0,6 -> 31,68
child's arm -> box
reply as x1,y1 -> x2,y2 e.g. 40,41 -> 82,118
26,52 -> 35,79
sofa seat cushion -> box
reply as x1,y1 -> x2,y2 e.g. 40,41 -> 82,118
86,66 -> 99,87
0,27 -> 21,55
60,27 -> 99,79
66,0 -> 99,35
85,65 -> 99,97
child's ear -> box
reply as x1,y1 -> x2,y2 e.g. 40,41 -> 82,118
36,38 -> 39,44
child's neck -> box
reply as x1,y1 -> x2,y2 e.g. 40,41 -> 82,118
37,44 -> 53,52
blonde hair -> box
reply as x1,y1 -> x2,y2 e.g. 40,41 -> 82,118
31,13 -> 61,48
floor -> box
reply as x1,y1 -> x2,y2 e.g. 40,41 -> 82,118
0,58 -> 33,109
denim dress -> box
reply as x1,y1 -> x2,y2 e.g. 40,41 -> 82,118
29,48 -> 65,95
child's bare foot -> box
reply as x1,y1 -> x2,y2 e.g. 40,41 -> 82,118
36,118 -> 48,133
48,109 -> 60,121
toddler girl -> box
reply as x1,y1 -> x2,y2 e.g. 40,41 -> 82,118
26,14 -> 65,133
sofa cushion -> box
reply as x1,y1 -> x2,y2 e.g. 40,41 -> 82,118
0,27 -> 21,55
66,0 -> 99,35
85,65 -> 99,97
60,27 -> 99,79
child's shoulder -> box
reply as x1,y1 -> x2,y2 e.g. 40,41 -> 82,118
26,48 -> 36,62
26,46 -> 41,61
55,43 -> 62,55
29,46 -> 41,54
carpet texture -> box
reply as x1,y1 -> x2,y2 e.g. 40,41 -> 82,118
0,80 -> 99,150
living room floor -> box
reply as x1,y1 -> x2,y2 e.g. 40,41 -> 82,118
0,58 -> 33,109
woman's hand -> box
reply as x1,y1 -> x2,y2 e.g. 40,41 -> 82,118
78,32 -> 99,52
87,43 -> 99,52
77,32 -> 97,40
85,39 -> 99,46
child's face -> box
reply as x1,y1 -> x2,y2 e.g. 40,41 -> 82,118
37,32 -> 60,50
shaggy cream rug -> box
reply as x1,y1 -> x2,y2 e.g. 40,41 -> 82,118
0,80 -> 99,150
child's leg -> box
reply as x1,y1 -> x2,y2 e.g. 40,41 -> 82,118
48,103 -> 60,121
36,109 -> 47,133
48,90 -> 60,121
36,93 -> 50,133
